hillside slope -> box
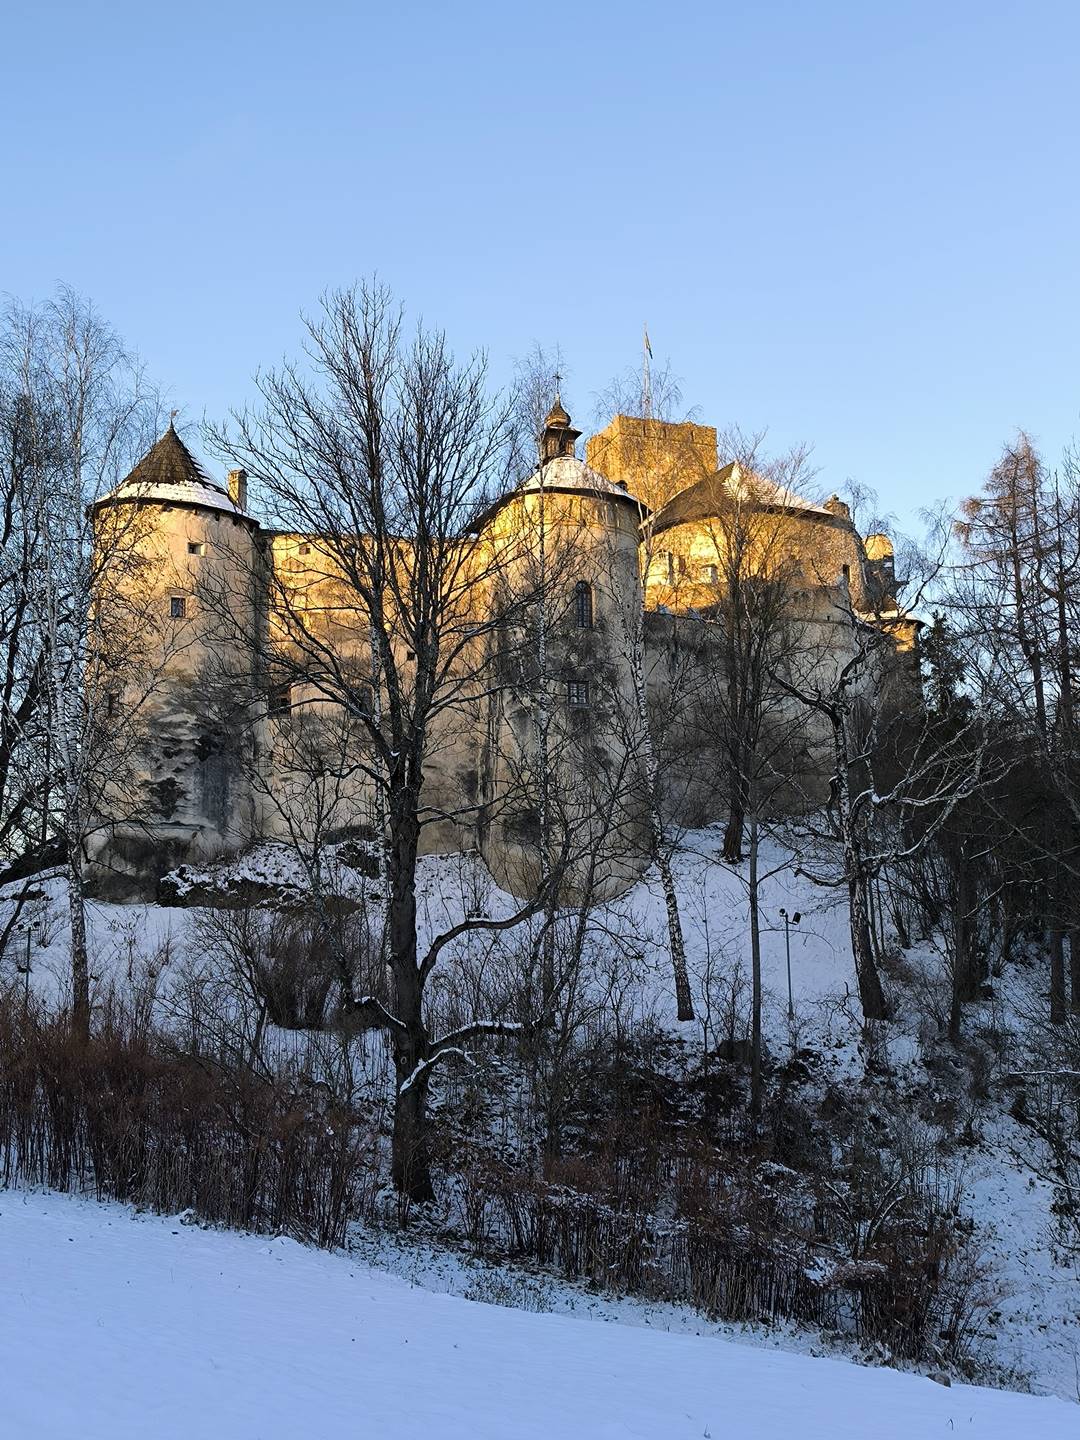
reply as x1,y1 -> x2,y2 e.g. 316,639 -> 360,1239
8,831 -> 1080,1400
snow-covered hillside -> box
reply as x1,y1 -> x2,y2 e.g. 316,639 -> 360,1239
0,1189 -> 1074,1440
6,830 -> 1080,1402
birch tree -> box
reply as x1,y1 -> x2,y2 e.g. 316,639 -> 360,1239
1,290 -> 160,1038
590,374 -> 703,1022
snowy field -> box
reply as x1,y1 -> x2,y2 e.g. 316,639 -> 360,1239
0,1189 -> 1075,1440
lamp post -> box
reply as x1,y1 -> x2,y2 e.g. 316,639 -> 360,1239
778,907 -> 801,1026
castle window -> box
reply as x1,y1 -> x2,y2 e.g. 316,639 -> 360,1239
269,684 -> 292,717
666,552 -> 676,585
105,691 -> 120,718
702,563 -> 718,585
573,580 -> 593,629
841,564 -> 850,583
567,677 -> 590,709
299,543 -> 311,556
188,541 -> 205,556
169,596 -> 186,619
201,752 -> 228,827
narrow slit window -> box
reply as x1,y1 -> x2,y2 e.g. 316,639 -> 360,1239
188,541 -> 205,556
169,596 -> 187,619
573,580 -> 593,629
702,563 -> 718,585
105,691 -> 120,718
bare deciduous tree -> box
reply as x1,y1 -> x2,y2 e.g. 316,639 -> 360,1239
209,285 -> 633,1199
1,290 -> 161,1038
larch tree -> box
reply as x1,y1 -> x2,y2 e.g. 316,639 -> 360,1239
952,434 -> 1080,1021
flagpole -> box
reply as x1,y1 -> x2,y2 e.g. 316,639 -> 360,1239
642,324 -> 653,420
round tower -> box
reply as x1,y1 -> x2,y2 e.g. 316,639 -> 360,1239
476,399 -> 650,898
88,422 -> 261,891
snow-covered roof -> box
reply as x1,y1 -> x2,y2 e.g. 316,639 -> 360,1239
721,463 -> 831,516
96,424 -> 244,518
651,461 -> 833,534
518,454 -> 640,505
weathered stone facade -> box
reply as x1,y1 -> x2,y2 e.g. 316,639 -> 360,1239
88,409 -> 915,898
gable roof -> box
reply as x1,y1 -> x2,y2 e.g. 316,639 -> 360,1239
650,461 -> 833,534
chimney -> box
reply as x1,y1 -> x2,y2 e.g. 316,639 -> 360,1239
227,468 -> 248,512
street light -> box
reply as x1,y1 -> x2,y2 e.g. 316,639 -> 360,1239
778,907 -> 801,1027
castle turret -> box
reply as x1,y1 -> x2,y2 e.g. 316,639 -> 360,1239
478,401 -> 650,896
89,423 -> 261,890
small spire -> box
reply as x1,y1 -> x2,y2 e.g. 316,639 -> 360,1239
540,393 -> 580,463
169,408 -> 179,431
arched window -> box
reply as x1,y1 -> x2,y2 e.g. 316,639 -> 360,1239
574,580 -> 593,629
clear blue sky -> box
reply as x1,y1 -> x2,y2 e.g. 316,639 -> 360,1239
3,1 -> 1079,532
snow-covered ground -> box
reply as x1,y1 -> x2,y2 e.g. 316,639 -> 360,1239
0,1189 -> 1074,1440
6,831 -> 1080,1402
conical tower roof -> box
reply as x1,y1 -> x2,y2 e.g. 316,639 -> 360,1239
96,422 -> 244,516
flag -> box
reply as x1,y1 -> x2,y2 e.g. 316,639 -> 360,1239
643,325 -> 653,358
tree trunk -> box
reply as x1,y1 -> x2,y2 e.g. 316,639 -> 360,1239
1049,926 -> 1067,1025
1069,928 -> 1080,1014
721,790 -> 745,865
721,731 -> 747,863
948,848 -> 978,1042
748,809 -> 762,1124
849,870 -> 888,1021
391,1061 -> 434,1203
1000,896 -> 1015,970
833,724 -> 888,1022
657,850 -> 694,1021
948,907 -> 968,1045
866,874 -> 881,966
628,582 -> 693,1022
386,786 -> 435,1203
67,843 -> 90,1043
887,873 -> 910,951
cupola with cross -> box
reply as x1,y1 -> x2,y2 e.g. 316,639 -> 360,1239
539,392 -> 582,463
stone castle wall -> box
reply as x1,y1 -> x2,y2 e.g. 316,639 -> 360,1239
87,416 -> 917,900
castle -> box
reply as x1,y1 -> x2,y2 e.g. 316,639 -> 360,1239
87,403 -> 913,899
